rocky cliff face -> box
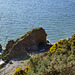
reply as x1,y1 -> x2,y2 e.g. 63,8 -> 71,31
2,27 -> 52,60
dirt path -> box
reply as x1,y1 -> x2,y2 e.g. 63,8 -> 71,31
0,49 -> 49,75
0,58 -> 29,75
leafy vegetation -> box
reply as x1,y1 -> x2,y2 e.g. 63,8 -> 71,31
13,66 -> 30,75
13,34 -> 75,75
13,67 -> 26,75
0,63 -> 5,69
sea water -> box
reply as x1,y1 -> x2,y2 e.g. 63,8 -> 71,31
0,0 -> 75,49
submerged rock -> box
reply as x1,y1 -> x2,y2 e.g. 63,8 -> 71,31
2,27 -> 52,60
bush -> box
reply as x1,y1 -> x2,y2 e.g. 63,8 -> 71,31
13,67 -> 26,75
71,34 -> 75,40
50,40 -> 63,53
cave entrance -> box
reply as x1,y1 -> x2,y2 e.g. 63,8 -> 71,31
38,42 -> 44,50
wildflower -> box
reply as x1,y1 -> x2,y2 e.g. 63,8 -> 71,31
50,47 -> 56,53
13,67 -> 26,75
58,40 -> 63,44
25,65 -> 30,72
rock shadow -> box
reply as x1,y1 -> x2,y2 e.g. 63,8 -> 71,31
11,54 -> 30,61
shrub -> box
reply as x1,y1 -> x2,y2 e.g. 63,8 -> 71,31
58,40 -> 63,44
71,34 -> 75,40
25,65 -> 30,72
50,40 -> 63,53
71,47 -> 75,55
13,67 -> 26,75
50,43 -> 57,53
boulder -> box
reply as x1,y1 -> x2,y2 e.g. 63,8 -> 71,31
0,44 -> 2,51
2,27 -> 52,60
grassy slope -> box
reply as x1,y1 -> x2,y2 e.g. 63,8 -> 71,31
24,34 -> 75,75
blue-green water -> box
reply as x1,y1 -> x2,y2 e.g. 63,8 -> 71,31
0,0 -> 75,49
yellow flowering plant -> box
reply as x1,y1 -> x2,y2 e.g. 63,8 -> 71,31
50,40 -> 63,53
25,65 -> 30,72
13,67 -> 26,75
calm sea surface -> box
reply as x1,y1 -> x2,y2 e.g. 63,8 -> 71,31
0,0 -> 75,49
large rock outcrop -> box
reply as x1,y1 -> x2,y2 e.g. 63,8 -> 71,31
2,27 -> 52,60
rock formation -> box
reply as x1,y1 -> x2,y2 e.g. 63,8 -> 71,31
2,27 -> 52,60
0,44 -> 2,51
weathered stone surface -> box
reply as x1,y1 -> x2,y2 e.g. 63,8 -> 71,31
6,40 -> 15,51
0,44 -> 2,51
2,27 -> 52,60
2,40 -> 15,57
